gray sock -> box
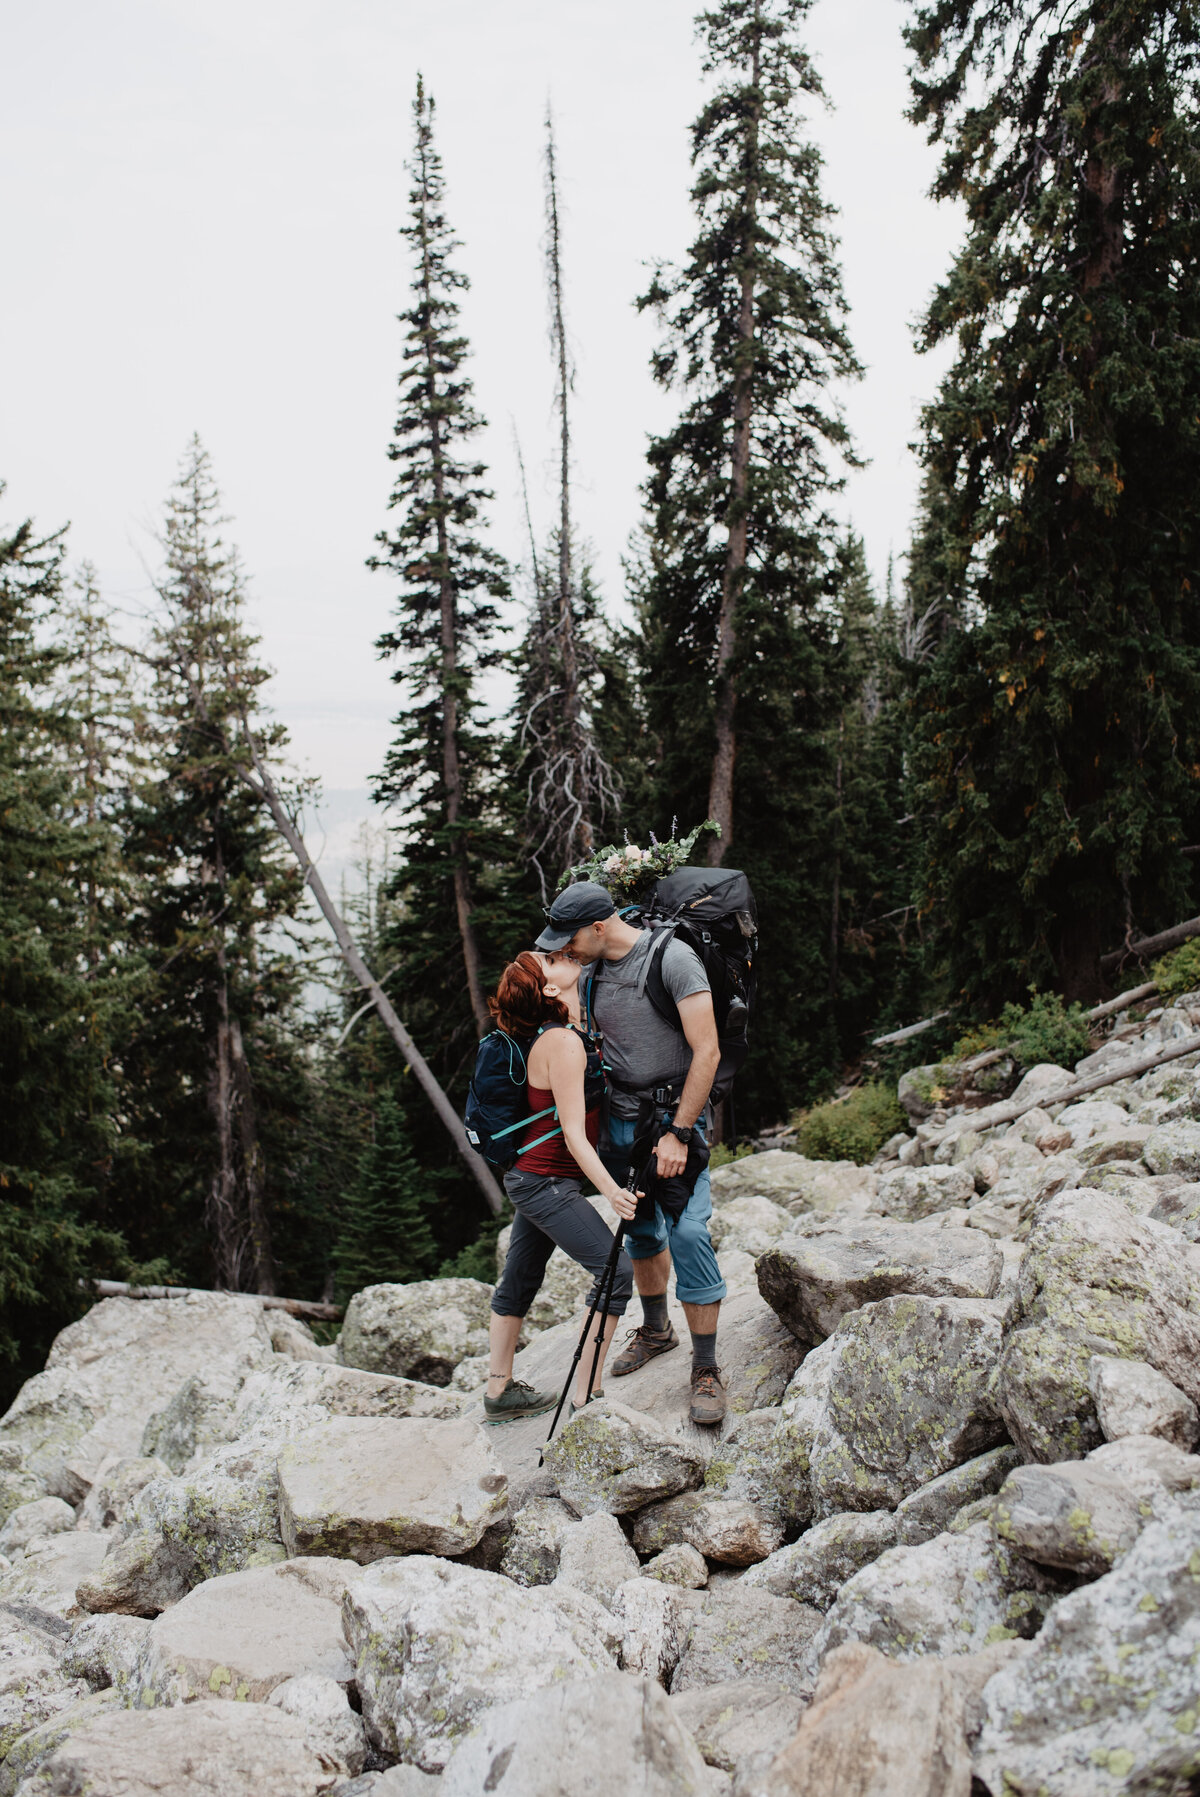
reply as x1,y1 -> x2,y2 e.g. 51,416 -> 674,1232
641,1292 -> 669,1333
691,1329 -> 718,1369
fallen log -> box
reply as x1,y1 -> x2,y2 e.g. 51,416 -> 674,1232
937,981 -> 1162,1078
871,1011 -> 953,1047
927,1030 -> 1200,1144
81,1279 -> 342,1323
1101,914 -> 1200,976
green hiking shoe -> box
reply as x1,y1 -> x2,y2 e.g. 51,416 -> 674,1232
483,1377 -> 557,1424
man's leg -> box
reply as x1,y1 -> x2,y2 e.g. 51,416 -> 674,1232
663,1150 -> 727,1426
605,1116 -> 680,1374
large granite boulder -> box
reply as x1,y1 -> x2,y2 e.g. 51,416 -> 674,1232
892,1445 -> 1022,1547
670,1586 -> 822,1696
338,1280 -> 494,1385
0,1295 -> 274,1502
553,1510 -> 639,1608
669,1680 -> 804,1788
342,1556 -> 614,1771
707,1193 -> 793,1256
0,1533 -> 108,1632
130,1558 -> 354,1705
630,1492 -> 782,1565
875,1164 -> 975,1221
991,1458 -> 1144,1575
995,1189 -> 1200,1462
437,1673 -> 712,1797
772,1295 -> 1007,1519
542,1399 -> 705,1516
277,1416 -> 507,1561
1088,1353 -> 1199,1448
756,1220 -> 1002,1346
974,1498 -> 1200,1795
610,1578 -> 704,1685
1144,1118 -> 1200,1178
709,1151 -> 878,1218
742,1510 -> 897,1609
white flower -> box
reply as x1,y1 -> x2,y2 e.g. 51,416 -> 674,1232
627,845 -> 646,862
605,853 -> 622,872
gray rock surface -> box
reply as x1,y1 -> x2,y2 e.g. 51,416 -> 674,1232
58,1613 -> 149,1693
756,1221 -> 1001,1346
1144,1117 -> 1200,1177
131,1557 -> 354,1705
14,1696 -> 346,1795
0,1532 -> 108,1631
630,1493 -> 783,1566
0,1500 -> 74,1559
670,1680 -> 804,1784
742,1510 -> 896,1609
709,1150 -> 879,1218
0,1689 -> 119,1797
992,1459 -> 1143,1574
436,1672 -> 713,1797
497,1496 -> 576,1586
974,1498 -> 1200,1796
542,1399 -> 705,1515
0,1655 -> 86,1764
553,1510 -> 639,1607
77,1457 -> 170,1531
642,1543 -> 709,1588
995,1189 -> 1200,1462
338,1280 -> 493,1385
707,1193 -> 793,1256
74,1525 -> 194,1618
277,1416 -> 506,1561
774,1295 -> 1006,1519
893,1446 -> 1023,1547
342,1556 -> 614,1771
670,1586 -> 821,1696
611,1577 -> 704,1684
267,1672 -> 369,1778
820,1521 -> 1058,1662
1088,1352 -> 1199,1447
875,1164 -> 975,1221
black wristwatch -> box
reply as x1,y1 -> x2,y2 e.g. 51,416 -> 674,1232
666,1121 -> 694,1145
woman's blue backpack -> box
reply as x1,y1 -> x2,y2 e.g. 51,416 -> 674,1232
464,1029 -> 562,1170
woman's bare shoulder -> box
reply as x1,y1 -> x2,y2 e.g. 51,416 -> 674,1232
530,1024 -> 585,1073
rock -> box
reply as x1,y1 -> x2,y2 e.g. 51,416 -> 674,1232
0,1655 -> 86,1764
701,1409 -> 798,1524
0,1499 -> 74,1558
542,1579 -> 623,1660
277,1416 -> 506,1562
448,1355 -> 489,1393
267,1672 -> 368,1778
670,1680 -> 804,1784
331,1774 -> 441,1797
120,1435 -> 286,1588
74,1526 -> 193,1618
130,1557 -> 354,1705
643,1543 -> 709,1588
995,1189 -> 1200,1462
896,1064 -> 945,1122
756,1221 -> 1001,1346
266,1312 -> 335,1362
743,1510 -> 896,1609
1085,1431 -> 1200,1501
974,1498 -> 1200,1796
0,1689 -> 119,1797
992,1459 -> 1143,1575
77,1457 -> 170,1530
0,1294 -> 274,1502
709,1150 -> 878,1219
338,1280 -> 493,1385
774,1295 -> 1006,1520
1054,1099 -> 1131,1146
233,1359 -> 471,1436
542,1399 -> 705,1516
58,1613 -> 149,1692
1088,1352 -> 1199,1448
0,1472 -> 42,1528
819,1520 -> 1058,1662
708,1194 -> 793,1256
611,1577 -> 703,1683
0,1532 -> 108,1631
553,1510 -> 639,1607
875,1164 -> 974,1221
343,1556 -> 614,1771
1144,1116 -> 1200,1177
1034,1126 -> 1073,1154
15,1697 -> 345,1795
437,1671 -> 712,1797
1149,1179 -> 1200,1240
497,1497 -> 577,1586
893,1446 -> 1023,1547
1010,1063 -> 1074,1106
630,1493 -> 783,1566
1078,1126 -> 1155,1167
765,1639 -> 1028,1797
670,1586 -> 821,1695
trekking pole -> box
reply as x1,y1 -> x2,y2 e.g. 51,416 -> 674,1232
539,1167 -> 638,1461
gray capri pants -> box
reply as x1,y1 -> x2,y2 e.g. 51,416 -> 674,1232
492,1167 -> 634,1319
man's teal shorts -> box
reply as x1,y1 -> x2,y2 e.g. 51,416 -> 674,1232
602,1113 -> 727,1307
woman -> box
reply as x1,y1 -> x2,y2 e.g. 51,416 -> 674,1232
485,949 -> 638,1423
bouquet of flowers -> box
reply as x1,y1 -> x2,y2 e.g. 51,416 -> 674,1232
557,819 -> 720,902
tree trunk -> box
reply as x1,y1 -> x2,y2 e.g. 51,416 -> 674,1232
230,1014 -> 275,1295
828,715 -> 844,1000
707,27 -> 761,866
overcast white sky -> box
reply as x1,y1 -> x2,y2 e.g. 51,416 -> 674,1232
2,0 -> 961,805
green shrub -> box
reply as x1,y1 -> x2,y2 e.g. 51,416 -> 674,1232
1153,938 -> 1200,1001
999,990 -> 1091,1070
710,1141 -> 754,1170
794,1082 -> 906,1166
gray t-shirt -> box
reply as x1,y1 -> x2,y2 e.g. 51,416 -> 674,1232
589,928 -> 710,1118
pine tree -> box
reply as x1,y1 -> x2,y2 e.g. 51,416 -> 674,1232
125,438 -> 312,1293
372,76 -> 509,1036
905,0 -> 1200,1003
332,1094 -> 437,1305
635,0 -> 861,1119
0,497 -> 128,1396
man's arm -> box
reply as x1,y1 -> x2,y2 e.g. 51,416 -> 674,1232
653,989 -> 720,1177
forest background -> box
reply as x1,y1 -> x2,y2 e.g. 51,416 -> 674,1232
4,0 -> 1200,1404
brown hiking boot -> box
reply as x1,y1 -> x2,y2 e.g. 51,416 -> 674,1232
610,1322 -> 680,1376
689,1365 -> 727,1427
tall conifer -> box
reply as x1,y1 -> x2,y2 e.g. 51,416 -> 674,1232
372,77 -> 508,1035
906,0 -> 1200,1002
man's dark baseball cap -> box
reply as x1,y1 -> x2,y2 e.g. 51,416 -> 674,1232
535,881 -> 617,952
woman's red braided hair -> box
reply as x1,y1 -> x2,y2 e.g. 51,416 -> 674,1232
489,951 -> 570,1038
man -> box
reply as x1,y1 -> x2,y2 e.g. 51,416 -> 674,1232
535,881 -> 726,1426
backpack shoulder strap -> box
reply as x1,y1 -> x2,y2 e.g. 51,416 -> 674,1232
643,927 -> 684,1034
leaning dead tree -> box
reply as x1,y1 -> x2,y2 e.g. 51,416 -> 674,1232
513,111 -> 619,896
153,622 -> 505,1219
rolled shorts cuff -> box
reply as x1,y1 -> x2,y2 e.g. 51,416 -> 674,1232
672,1277 -> 727,1306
